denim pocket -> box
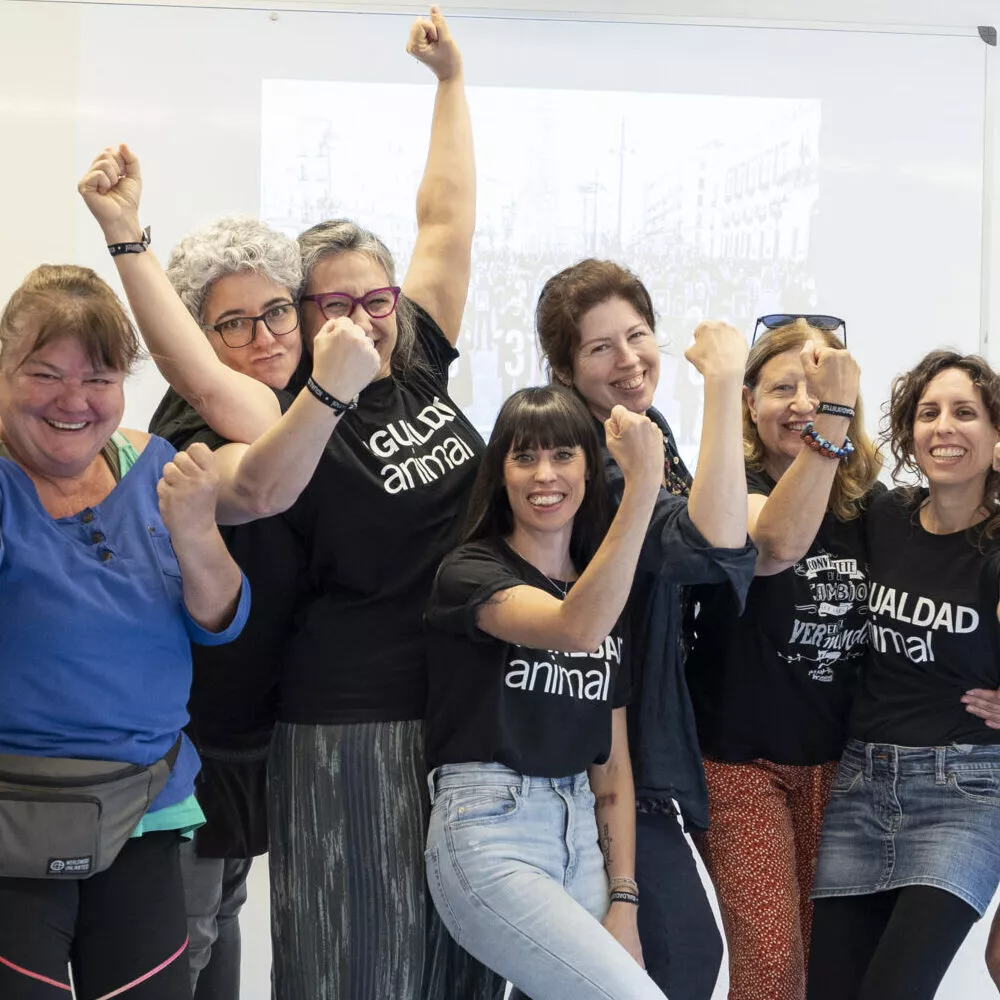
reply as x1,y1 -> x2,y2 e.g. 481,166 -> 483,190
829,758 -> 864,796
448,786 -> 521,829
948,769 -> 1000,807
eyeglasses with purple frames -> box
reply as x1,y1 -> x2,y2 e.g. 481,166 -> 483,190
300,286 -> 402,322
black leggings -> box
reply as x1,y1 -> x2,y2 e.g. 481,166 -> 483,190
807,886 -> 978,1000
0,831 -> 189,999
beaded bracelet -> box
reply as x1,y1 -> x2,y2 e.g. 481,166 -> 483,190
609,890 -> 640,906
800,421 -> 854,461
609,875 -> 639,896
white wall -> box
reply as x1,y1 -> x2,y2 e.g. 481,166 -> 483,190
1,1 -> 999,997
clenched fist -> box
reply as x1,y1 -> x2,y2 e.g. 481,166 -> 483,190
311,317 -> 383,405
800,339 -> 860,410
605,404 -> 664,495
157,443 -> 220,545
78,143 -> 143,244
407,6 -> 463,81
685,321 -> 748,381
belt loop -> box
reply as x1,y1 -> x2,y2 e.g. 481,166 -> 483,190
427,768 -> 438,806
935,747 -> 947,785
520,773 -> 531,798
864,743 -> 873,780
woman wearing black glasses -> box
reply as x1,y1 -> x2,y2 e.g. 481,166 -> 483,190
685,316 -> 881,1000
80,8 -> 502,1000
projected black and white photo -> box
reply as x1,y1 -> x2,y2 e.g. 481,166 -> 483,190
262,82 -> 821,449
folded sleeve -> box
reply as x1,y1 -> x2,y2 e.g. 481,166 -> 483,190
183,572 -> 252,646
426,545 -> 525,642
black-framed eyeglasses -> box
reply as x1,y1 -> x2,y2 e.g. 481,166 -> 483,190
752,314 -> 847,347
204,302 -> 300,349
300,286 -> 402,322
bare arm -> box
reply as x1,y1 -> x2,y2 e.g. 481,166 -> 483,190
79,146 -> 280,443
157,444 -> 243,631
400,7 -> 475,344
751,342 -> 860,575
589,709 -> 643,967
684,322 -> 750,549
476,409 -> 663,652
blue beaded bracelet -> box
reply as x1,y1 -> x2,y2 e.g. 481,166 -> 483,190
800,421 -> 855,461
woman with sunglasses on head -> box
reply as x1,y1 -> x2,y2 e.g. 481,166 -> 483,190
424,386 -> 668,1000
81,9 -> 503,1000
535,259 -> 757,1000
683,315 -> 881,1000
807,351 -> 1000,1000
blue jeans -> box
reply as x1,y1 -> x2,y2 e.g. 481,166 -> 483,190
425,762 -> 667,1000
179,841 -> 252,1000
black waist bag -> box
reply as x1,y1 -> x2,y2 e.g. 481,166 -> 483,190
0,738 -> 182,879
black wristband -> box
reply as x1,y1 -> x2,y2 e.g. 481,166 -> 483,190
108,226 -> 151,257
306,376 -> 357,415
816,401 -> 855,419
609,891 -> 640,906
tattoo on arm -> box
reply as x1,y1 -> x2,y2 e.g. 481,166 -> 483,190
599,822 -> 614,869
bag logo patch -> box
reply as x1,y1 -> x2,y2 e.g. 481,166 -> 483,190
47,856 -> 92,875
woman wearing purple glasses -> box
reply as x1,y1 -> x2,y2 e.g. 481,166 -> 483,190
80,8 -> 502,1000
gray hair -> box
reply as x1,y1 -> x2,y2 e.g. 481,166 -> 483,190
297,219 -> 420,379
166,215 -> 303,322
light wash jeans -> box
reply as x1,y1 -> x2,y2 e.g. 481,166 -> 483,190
425,762 -> 668,1000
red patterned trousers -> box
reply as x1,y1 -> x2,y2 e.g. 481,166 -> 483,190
693,757 -> 838,1000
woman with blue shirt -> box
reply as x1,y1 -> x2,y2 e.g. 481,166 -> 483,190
0,264 -> 250,999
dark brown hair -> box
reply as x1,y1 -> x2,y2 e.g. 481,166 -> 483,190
883,350 -> 1000,538
463,386 -> 611,567
744,319 -> 881,520
535,259 -> 655,382
0,265 -> 141,374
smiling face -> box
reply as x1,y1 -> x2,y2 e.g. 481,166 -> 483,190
202,271 -> 301,390
745,347 -> 818,477
300,251 -> 397,379
0,334 -> 125,479
569,297 -> 660,421
912,367 -> 1000,490
503,443 -> 588,539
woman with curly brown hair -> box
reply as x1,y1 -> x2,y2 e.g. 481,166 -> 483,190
685,316 -> 881,1000
807,351 -> 1000,1000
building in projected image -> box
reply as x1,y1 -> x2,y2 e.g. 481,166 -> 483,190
261,82 -> 820,442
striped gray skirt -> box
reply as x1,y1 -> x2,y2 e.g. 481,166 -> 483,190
268,720 -> 505,1000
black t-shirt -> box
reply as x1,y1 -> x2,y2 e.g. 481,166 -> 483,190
425,539 -> 631,777
850,489 -> 1000,746
149,385 -> 305,747
278,303 -> 485,724
687,468 -> 879,765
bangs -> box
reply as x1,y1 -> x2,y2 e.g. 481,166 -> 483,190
18,290 -> 140,374
501,387 -> 595,455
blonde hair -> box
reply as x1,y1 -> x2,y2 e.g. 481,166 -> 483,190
743,319 -> 880,520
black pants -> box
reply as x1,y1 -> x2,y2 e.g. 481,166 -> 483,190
0,831 -> 189,1000
807,886 -> 978,1000
636,807 -> 724,1000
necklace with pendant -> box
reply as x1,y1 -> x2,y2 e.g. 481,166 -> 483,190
507,541 -> 574,599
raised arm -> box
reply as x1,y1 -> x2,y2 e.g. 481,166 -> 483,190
750,342 -> 860,575
81,146 -> 381,522
476,408 -> 663,652
79,146 -> 280,443
684,321 -> 750,549
400,6 -> 475,344
589,709 -> 643,967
